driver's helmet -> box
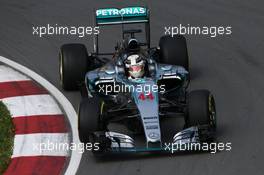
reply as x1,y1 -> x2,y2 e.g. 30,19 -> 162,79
125,54 -> 145,78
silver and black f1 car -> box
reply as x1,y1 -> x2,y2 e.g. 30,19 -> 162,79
59,7 -> 217,155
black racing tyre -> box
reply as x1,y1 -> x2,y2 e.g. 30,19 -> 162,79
187,90 -> 216,130
159,35 -> 189,71
59,43 -> 89,90
78,97 -> 103,143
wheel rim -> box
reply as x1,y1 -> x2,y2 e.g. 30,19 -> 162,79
59,52 -> 64,86
208,95 -> 216,129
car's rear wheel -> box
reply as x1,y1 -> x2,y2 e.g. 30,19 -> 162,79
59,43 -> 90,90
159,35 -> 189,71
78,97 -> 104,143
187,90 -> 216,130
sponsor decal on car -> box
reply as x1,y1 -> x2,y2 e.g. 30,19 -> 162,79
96,7 -> 147,18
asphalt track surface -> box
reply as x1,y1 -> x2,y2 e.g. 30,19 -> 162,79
1,0 -> 264,175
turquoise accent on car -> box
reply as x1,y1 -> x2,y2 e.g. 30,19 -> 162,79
96,7 -> 149,25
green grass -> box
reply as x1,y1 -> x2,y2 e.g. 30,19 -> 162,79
0,101 -> 14,174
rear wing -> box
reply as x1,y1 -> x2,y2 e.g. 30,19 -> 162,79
93,6 -> 150,54
95,7 -> 149,25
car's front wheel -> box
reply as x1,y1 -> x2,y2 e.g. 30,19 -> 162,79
78,97 -> 104,143
187,90 -> 216,134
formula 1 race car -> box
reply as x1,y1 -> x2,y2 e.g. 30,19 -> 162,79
59,7 -> 217,155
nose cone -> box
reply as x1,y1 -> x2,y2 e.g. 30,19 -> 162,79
132,80 -> 161,147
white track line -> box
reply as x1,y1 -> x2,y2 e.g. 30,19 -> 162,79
2,94 -> 63,117
0,56 -> 81,175
12,133 -> 69,158
0,65 -> 29,82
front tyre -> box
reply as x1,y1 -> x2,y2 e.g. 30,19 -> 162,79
187,90 -> 216,130
78,97 -> 104,143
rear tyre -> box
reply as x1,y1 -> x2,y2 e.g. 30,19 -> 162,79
187,90 -> 216,130
159,35 -> 189,71
59,44 -> 89,90
78,97 -> 103,143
